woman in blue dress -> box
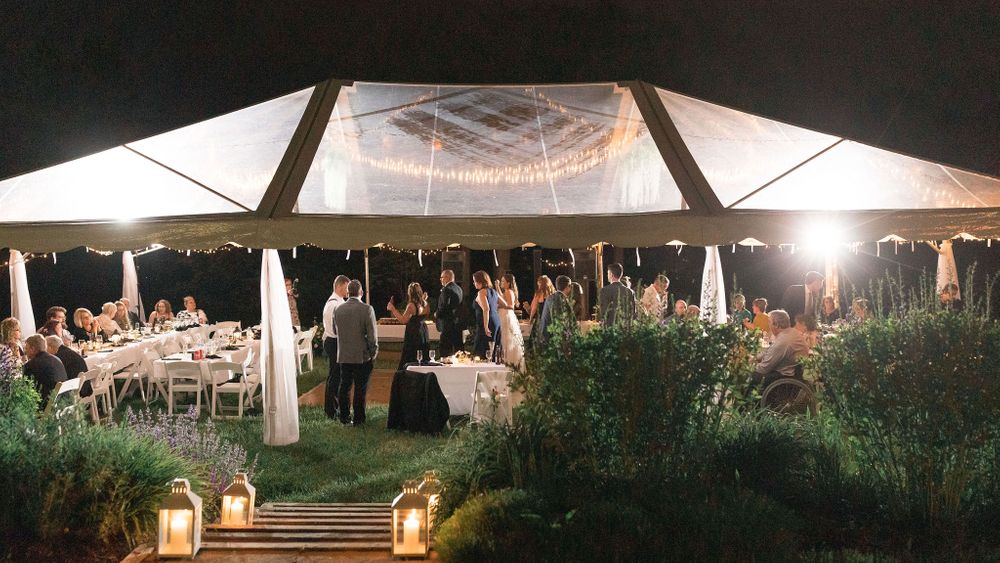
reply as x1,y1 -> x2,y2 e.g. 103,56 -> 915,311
472,270 -> 501,360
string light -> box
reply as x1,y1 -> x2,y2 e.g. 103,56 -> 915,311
293,246 -> 298,259
493,250 -> 499,267
636,247 -> 642,266
568,249 -> 576,269
540,258 -> 575,269
346,250 -> 351,260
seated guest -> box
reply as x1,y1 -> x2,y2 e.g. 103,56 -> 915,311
148,299 -> 175,326
95,302 -> 123,337
731,294 -> 753,327
176,295 -> 208,326
0,317 -> 24,376
113,300 -> 133,331
71,308 -> 98,342
120,297 -> 143,328
744,298 -> 771,334
685,304 -> 701,320
819,296 -> 842,324
22,334 -> 67,410
46,335 -> 90,397
38,306 -> 73,344
847,298 -> 870,324
939,283 -> 964,312
751,310 -> 809,392
794,314 -> 820,350
665,299 -> 687,323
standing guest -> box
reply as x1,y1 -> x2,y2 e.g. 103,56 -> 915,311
176,296 -> 208,326
819,296 -> 842,324
472,270 -> 501,360
38,306 -> 73,344
665,299 -> 687,323
640,275 -> 670,319
781,271 -> 825,324
45,335 -> 88,381
322,275 -> 350,419
120,297 -> 143,328
95,303 -> 123,337
570,282 -> 586,321
435,270 -> 464,357
334,280 -> 378,426
22,334 -> 66,410
939,283 -> 964,312
847,298 -> 870,323
751,310 -> 809,392
113,300 -> 133,331
148,299 -> 174,327
599,263 -> 636,327
0,318 -> 24,378
71,308 -> 98,342
744,298 -> 771,334
523,275 -> 555,343
537,275 -> 574,348
285,277 -> 301,328
731,294 -> 753,327
495,273 -> 525,368
388,282 -> 431,370
794,314 -> 821,350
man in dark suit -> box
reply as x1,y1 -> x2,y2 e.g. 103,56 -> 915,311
334,279 -> 378,426
46,335 -> 91,398
780,271 -> 825,326
598,262 -> 636,327
537,275 -> 574,349
435,269 -> 464,357
22,334 -> 67,410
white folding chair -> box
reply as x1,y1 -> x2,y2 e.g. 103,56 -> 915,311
210,321 -> 242,340
45,376 -> 83,420
206,361 -> 255,419
143,349 -> 168,403
470,370 -> 513,425
161,339 -> 182,356
295,327 -> 317,374
165,361 -> 206,415
77,368 -> 103,424
240,346 -> 261,408
92,362 -> 117,423
111,361 -> 146,406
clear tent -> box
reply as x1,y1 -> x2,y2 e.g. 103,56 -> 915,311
1,79 -> 999,252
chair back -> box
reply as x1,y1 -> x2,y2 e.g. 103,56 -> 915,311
215,321 -> 242,331
94,362 -> 116,391
242,345 -> 258,374
296,327 -> 316,351
472,370 -> 513,424
45,376 -> 84,417
161,340 -> 182,356
207,361 -> 243,385
165,360 -> 204,384
142,349 -> 161,374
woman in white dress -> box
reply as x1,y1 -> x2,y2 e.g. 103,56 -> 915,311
495,273 -> 525,369
927,240 -> 960,300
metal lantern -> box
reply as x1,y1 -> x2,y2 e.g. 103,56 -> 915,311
220,471 -> 256,527
416,471 -> 443,530
391,480 -> 429,558
157,478 -> 202,558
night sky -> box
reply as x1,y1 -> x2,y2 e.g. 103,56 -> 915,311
2,2 -> 999,325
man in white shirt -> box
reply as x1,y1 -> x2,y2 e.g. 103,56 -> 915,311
322,275 -> 350,419
640,274 -> 669,319
751,309 -> 810,392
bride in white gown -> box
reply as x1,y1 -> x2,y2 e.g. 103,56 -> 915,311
496,273 -> 525,369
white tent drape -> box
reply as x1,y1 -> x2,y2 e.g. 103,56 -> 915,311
8,250 -> 36,338
121,250 -> 145,320
700,246 -> 727,324
260,249 -> 300,446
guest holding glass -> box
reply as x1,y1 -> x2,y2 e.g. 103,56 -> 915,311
818,296 -> 841,324
95,302 -> 123,337
496,273 -> 525,368
744,298 -> 771,334
176,295 -> 208,326
472,270 -> 501,360
71,308 -> 99,342
388,282 -> 430,370
148,299 -> 174,327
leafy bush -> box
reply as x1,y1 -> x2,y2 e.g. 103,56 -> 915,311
435,489 -> 552,563
0,412 -> 201,552
124,405 -> 258,518
0,375 -> 41,418
815,309 -> 1000,538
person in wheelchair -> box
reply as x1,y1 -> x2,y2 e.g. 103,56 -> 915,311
750,309 -> 810,393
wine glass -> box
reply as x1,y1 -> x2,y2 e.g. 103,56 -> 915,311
417,350 -> 424,365
429,350 -> 437,363
96,334 -> 104,347
486,342 -> 494,362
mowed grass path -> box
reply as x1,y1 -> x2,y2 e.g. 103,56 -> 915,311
214,353 -> 450,504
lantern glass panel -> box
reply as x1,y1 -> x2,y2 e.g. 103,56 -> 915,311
158,508 -> 194,556
392,508 -> 429,556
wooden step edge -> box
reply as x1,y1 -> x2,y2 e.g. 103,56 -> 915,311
267,502 -> 391,507
200,541 -> 391,551
205,524 -> 389,532
203,532 -> 389,540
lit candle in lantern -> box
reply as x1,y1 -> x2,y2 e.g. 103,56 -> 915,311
169,512 -> 189,550
403,510 -> 420,552
230,499 -> 245,524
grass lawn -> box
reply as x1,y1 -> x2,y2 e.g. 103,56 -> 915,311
116,349 -> 452,505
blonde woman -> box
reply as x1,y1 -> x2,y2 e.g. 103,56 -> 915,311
0,317 -> 24,377
496,273 -> 525,367
113,300 -> 132,331
95,302 -> 123,337
71,308 -> 99,342
523,275 -> 555,343
148,299 -> 174,326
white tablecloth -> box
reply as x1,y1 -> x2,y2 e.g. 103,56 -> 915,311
84,331 -> 185,371
407,363 -> 509,415
152,342 -> 259,381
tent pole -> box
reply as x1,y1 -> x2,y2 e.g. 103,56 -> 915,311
595,243 -> 605,289
824,252 -> 840,308
364,248 -> 371,305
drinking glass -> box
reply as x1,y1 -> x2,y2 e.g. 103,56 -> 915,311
417,350 -> 424,364
96,334 -> 104,347
486,342 -> 494,362
429,350 -> 436,363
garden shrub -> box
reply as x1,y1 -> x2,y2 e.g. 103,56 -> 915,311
815,309 -> 1000,539
0,412 -> 201,553
435,489 -> 552,563
0,375 -> 41,419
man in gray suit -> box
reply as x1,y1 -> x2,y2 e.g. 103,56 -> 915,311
333,279 -> 378,426
537,275 -> 574,349
598,262 -> 636,327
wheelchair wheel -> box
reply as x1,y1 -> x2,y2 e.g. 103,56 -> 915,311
761,378 -> 816,415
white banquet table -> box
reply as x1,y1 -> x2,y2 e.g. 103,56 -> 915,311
407,362 -> 509,416
84,331 -> 185,371
152,341 -> 260,381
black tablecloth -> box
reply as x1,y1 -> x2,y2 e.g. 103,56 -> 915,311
387,369 -> 450,434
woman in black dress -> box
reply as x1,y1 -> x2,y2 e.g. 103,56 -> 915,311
388,282 -> 430,370
472,270 -> 502,360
